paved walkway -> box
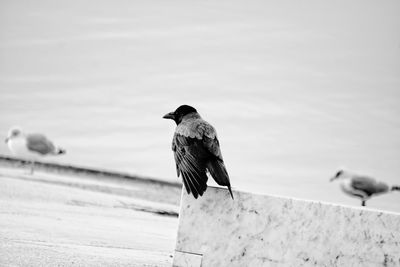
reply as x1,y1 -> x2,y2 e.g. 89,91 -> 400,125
0,167 -> 180,266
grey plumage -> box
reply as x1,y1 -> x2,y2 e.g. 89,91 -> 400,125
26,134 -> 65,155
350,176 -> 389,196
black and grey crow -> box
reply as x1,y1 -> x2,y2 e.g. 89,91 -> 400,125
163,105 -> 233,199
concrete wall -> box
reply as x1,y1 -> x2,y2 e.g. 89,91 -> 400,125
173,187 -> 400,267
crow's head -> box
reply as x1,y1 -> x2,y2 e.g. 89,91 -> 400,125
163,105 -> 197,125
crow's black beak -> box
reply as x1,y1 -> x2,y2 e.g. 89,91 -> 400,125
163,112 -> 175,120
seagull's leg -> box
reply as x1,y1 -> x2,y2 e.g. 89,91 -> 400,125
30,161 -> 35,175
361,200 -> 366,206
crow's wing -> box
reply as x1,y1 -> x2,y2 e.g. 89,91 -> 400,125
172,132 -> 209,199
196,121 -> 232,191
26,134 -> 56,155
203,134 -> 233,198
173,118 -> 233,198
351,176 -> 389,196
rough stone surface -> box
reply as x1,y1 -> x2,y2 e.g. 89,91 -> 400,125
174,187 -> 400,266
173,251 -> 203,267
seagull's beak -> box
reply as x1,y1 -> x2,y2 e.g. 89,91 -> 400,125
4,137 -> 9,143
163,112 -> 175,120
329,176 -> 337,182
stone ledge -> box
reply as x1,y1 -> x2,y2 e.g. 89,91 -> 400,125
174,186 -> 400,266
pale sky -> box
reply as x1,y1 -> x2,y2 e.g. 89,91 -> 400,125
1,0 -> 399,211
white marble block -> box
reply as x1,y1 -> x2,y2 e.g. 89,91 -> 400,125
173,187 -> 400,266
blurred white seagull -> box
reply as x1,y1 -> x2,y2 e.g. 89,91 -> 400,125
5,126 -> 66,174
330,170 -> 400,206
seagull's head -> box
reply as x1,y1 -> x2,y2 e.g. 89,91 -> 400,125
163,105 -> 197,125
330,169 -> 350,182
5,127 -> 23,143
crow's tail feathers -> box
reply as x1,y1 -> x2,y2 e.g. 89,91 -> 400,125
207,160 -> 234,200
227,185 -> 234,200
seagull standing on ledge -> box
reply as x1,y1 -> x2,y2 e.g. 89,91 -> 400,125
330,170 -> 400,206
163,105 -> 233,199
5,127 -> 66,174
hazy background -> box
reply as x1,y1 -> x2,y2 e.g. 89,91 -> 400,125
1,0 -> 399,211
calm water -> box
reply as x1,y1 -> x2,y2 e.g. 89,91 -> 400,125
1,0 -> 399,212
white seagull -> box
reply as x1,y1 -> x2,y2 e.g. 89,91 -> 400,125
330,170 -> 400,206
5,126 -> 66,174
